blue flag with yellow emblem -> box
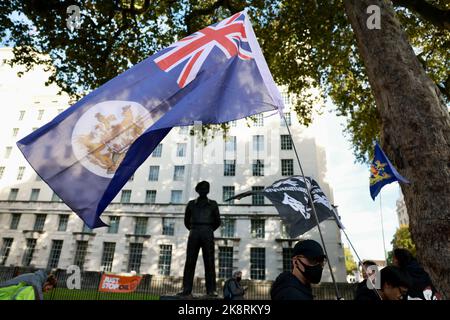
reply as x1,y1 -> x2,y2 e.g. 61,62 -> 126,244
369,142 -> 409,200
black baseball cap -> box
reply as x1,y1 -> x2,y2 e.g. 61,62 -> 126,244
292,239 -> 326,259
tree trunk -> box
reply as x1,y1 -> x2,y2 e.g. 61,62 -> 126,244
343,0 -> 450,298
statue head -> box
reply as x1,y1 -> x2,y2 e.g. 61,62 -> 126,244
195,181 -> 210,197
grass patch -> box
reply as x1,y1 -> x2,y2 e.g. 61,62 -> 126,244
44,288 -> 159,300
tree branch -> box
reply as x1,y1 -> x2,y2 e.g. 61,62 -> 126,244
392,0 -> 450,30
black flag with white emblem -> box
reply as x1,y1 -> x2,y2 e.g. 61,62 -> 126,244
226,176 -> 338,237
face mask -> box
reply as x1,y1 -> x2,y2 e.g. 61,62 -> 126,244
297,260 -> 323,284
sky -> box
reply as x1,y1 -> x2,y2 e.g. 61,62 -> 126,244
304,102 -> 401,263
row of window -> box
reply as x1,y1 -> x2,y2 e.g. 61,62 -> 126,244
5,183 -> 276,205
1,158 -> 294,184
7,214 -> 277,239
0,134 -> 287,164
0,237 -> 293,280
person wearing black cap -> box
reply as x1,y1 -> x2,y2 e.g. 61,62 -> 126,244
177,181 -> 221,298
271,239 -> 326,300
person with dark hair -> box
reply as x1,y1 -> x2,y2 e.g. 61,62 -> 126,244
271,239 -> 326,300
0,270 -> 57,300
393,248 -> 441,300
355,266 -> 410,300
354,260 -> 378,300
177,181 -> 221,298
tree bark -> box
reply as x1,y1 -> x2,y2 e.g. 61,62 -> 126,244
344,0 -> 450,299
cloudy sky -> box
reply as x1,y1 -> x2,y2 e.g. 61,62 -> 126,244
304,101 -> 401,262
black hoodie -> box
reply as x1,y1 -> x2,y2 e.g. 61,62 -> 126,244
404,259 -> 439,300
270,271 -> 314,300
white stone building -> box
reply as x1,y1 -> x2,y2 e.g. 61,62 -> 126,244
396,192 -> 409,226
0,47 -> 346,282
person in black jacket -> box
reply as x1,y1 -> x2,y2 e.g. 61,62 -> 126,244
271,239 -> 326,300
177,181 -> 221,298
223,271 -> 247,300
355,266 -> 410,300
393,248 -> 441,300
354,260 -> 380,300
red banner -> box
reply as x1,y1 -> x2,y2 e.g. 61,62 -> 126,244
98,274 -> 142,293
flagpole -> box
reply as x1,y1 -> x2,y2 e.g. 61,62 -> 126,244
331,211 -> 383,300
379,193 -> 388,262
281,113 -> 342,300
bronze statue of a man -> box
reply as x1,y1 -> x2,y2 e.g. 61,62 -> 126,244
178,181 -> 221,297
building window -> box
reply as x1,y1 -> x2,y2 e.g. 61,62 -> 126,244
19,110 -> 25,120
282,248 -> 294,273
12,128 -> 19,137
179,126 -> 189,134
253,135 -> 264,152
134,217 -> 148,235
121,190 -> 131,203
225,136 -> 236,153
280,135 -> 293,150
220,218 -> 235,238
176,143 -> 187,157
223,186 -> 235,204
158,244 -> 172,276
218,246 -> 233,279
101,242 -> 116,272
5,146 -> 12,159
148,166 -> 159,181
58,215 -> 69,232
127,243 -> 143,273
282,93 -> 291,106
8,188 -> 19,201
281,112 -> 291,126
251,219 -> 265,239
151,144 -> 163,157
252,160 -> 264,176
0,166 -> 4,179
51,192 -> 61,202
10,213 -> 21,230
281,159 -> 294,176
250,248 -> 265,280
22,239 -> 37,266
170,190 -> 182,204
47,240 -> 63,269
37,109 -> 44,120
0,238 -> 14,266
33,214 -> 46,231
229,120 -> 237,127
254,114 -> 264,127
224,160 -> 236,176
162,218 -> 175,236
30,189 -> 40,201
108,216 -> 120,234
73,241 -> 88,270
173,165 -> 185,181
16,166 -> 25,180
252,187 -> 265,205
145,190 -> 157,204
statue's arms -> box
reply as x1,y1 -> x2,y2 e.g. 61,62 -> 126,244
184,202 -> 192,230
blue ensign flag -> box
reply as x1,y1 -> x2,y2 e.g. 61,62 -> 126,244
17,11 -> 284,228
369,142 -> 409,200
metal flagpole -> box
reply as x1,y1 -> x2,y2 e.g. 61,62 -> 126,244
332,211 -> 383,300
281,112 -> 341,300
379,193 -> 388,262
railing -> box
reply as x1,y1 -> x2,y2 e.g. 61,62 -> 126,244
0,266 -> 356,300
